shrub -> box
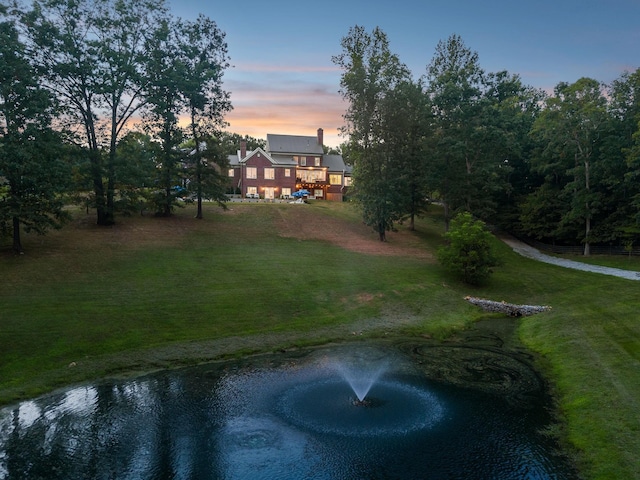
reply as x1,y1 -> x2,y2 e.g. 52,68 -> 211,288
437,212 -> 501,285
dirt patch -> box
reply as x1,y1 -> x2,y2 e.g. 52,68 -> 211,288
273,205 -> 434,260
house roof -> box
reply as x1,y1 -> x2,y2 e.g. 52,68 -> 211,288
323,154 -> 352,173
269,154 -> 298,166
227,147 -> 299,167
266,134 -> 323,155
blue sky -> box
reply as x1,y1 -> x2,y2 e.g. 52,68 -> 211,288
169,0 -> 639,147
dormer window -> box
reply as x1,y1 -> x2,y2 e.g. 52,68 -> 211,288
314,157 -> 321,166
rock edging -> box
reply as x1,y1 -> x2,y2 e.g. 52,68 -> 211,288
465,296 -> 551,317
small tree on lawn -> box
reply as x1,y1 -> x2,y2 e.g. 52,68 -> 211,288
437,212 -> 501,285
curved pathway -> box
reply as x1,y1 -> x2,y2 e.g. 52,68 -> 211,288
500,236 -> 640,281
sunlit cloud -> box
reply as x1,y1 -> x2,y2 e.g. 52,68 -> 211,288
232,62 -> 342,74
222,67 -> 347,147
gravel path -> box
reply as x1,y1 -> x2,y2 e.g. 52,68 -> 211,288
500,236 -> 640,281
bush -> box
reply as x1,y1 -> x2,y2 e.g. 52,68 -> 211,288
437,212 -> 501,285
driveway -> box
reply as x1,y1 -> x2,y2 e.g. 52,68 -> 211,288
500,236 -> 640,281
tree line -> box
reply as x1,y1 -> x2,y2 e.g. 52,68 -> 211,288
0,0 -> 237,253
334,26 -> 640,255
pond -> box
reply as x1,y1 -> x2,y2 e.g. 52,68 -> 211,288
0,339 -> 577,479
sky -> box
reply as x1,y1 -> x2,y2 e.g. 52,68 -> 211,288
168,0 -> 639,148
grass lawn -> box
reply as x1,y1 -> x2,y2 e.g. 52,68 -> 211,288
1,201 -> 639,479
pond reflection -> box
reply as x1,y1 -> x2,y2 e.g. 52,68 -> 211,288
0,342 -> 576,479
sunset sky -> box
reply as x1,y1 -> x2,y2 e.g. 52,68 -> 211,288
169,0 -> 639,148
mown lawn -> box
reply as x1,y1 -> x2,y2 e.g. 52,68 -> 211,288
1,202 -> 639,480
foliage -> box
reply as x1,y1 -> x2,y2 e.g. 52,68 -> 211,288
437,212 -> 501,285
526,78 -> 608,255
177,15 -> 231,218
332,25 -> 412,241
21,0 -> 166,225
425,35 -> 541,231
217,131 -> 265,155
0,13 -> 70,253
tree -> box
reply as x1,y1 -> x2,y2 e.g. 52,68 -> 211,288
609,69 -> 640,243
424,34 -> 485,230
333,25 -> 411,241
142,18 -> 187,217
437,212 -> 500,285
22,0 -> 106,222
380,78 -> 431,231
177,15 -> 231,219
528,78 -> 608,255
114,131 -> 160,214
0,12 -> 69,253
216,132 -> 265,155
93,0 -> 166,223
22,0 -> 167,225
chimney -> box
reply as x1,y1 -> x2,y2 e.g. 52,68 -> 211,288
240,140 -> 247,159
317,128 -> 323,147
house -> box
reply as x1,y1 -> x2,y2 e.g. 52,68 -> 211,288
227,128 -> 352,201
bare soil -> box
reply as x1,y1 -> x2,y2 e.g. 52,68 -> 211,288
272,205 -> 434,260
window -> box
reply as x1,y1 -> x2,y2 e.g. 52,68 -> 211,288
247,186 -> 257,195
344,176 -> 352,187
314,157 -> 321,166
284,168 -> 291,177
300,157 -> 307,166
281,187 -> 291,198
246,167 -> 257,179
264,168 -> 275,180
314,189 -> 323,198
298,169 -> 326,183
329,174 -> 342,185
228,169 -> 235,177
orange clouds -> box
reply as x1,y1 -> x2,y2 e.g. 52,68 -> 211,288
222,62 -> 347,147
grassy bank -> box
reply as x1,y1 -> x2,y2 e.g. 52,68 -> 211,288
1,202 -> 639,479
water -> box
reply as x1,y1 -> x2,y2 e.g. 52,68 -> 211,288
333,348 -> 388,402
0,343 -> 577,479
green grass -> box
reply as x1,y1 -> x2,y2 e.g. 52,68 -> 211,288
1,202 -> 639,480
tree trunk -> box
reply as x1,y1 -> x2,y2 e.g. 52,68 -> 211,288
583,158 -> 591,256
192,115 -> 203,220
12,216 -> 23,254
443,201 -> 450,232
584,217 -> 591,256
105,120 -> 119,226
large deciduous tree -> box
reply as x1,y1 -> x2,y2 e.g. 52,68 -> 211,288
609,69 -> 640,241
142,16 -> 231,218
23,0 -> 167,225
333,25 -> 411,241
425,35 -> 532,231
0,12 -> 69,253
424,34 -> 485,230
177,15 -> 232,219
142,18 -> 186,217
380,78 -> 431,231
528,78 -> 608,255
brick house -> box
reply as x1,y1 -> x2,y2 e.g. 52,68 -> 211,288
227,128 -> 351,201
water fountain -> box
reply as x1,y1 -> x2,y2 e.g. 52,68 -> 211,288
334,355 -> 387,404
0,342 -> 577,479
